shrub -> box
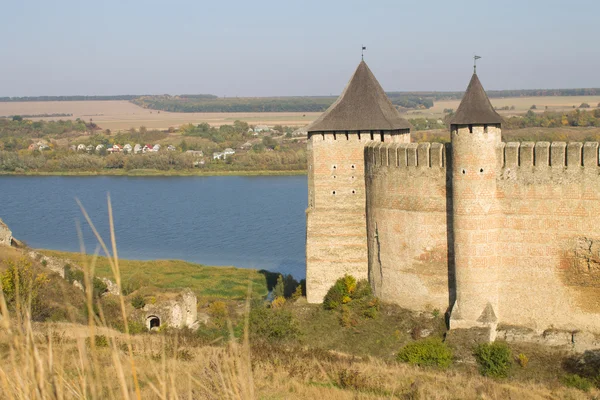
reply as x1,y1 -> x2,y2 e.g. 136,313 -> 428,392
208,301 -> 229,327
131,294 -> 145,309
271,296 -> 286,309
530,105 -> 537,110
64,264 -> 84,284
1,258 -> 48,318
92,278 -> 108,298
562,374 -> 592,392
517,353 -> 529,368
397,338 -> 453,368
249,302 -> 299,342
323,275 -> 379,326
323,275 -> 357,310
579,103 -> 591,109
474,342 -> 512,378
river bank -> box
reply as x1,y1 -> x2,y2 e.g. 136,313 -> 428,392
0,169 -> 307,177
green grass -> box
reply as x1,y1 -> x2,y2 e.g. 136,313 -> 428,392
39,250 -> 268,300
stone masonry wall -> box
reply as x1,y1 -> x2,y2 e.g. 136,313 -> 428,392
496,141 -> 600,334
306,131 -> 409,303
364,142 -> 451,311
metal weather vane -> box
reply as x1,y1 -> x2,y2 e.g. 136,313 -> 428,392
474,55 -> 481,74
362,45 -> 366,61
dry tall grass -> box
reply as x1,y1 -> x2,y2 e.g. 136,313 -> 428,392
0,195 -> 596,399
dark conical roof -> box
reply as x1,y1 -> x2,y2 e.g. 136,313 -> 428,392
450,73 -> 502,125
307,61 -> 411,132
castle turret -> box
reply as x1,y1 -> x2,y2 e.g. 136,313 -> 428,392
306,61 -> 411,303
449,73 -> 503,333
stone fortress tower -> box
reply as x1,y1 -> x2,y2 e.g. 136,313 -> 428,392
305,61 -> 411,303
308,60 -> 600,343
448,73 -> 503,331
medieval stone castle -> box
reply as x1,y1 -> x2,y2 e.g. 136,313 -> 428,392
306,61 -> 600,340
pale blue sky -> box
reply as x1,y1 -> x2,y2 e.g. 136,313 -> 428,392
1,0 -> 597,96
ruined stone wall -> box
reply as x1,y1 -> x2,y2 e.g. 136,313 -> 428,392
306,130 -> 409,303
496,141 -> 600,334
364,141 -> 451,311
0,218 -> 12,247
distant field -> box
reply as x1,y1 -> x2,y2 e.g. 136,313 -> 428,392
0,100 -> 319,131
406,96 -> 600,119
1,96 -> 599,132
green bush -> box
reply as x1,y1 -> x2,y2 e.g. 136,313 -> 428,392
323,276 -> 379,325
64,264 -> 84,284
562,374 -> 592,392
249,302 -> 299,342
92,278 -> 108,298
131,294 -> 145,309
397,338 -> 453,368
474,342 -> 512,378
323,275 -> 356,310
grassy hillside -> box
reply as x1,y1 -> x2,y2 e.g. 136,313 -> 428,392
39,250 -> 268,300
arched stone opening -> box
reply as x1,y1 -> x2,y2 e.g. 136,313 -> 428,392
147,315 -> 160,330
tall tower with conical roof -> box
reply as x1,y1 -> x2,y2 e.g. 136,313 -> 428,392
449,73 -> 503,332
306,61 -> 411,303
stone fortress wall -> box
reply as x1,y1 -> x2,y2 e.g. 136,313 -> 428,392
305,60 -> 600,342
363,137 -> 600,334
364,141 -> 451,312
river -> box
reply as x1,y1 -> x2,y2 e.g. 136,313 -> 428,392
0,175 -> 307,278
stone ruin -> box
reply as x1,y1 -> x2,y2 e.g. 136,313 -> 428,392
141,289 -> 198,331
0,218 -> 13,247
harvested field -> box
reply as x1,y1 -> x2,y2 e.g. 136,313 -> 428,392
406,96 -> 600,120
0,100 -> 319,131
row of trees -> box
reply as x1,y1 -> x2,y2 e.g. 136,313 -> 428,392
0,148 -> 306,173
505,109 -> 600,129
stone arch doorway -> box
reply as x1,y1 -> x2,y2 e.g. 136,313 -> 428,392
147,315 -> 160,330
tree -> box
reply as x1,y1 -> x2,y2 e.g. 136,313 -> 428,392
530,105 -> 537,110
579,103 -> 591,108
12,115 -> 23,122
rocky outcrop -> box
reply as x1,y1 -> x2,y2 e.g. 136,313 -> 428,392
0,218 -> 13,247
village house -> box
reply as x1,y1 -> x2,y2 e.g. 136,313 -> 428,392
134,144 -> 142,154
77,144 -> 86,152
223,148 -> 235,156
167,145 -> 176,151
212,152 -> 224,160
95,144 -> 104,152
107,144 -> 122,154
185,150 -> 203,157
152,144 -> 161,152
86,145 -> 94,152
123,144 -> 133,153
254,125 -> 270,133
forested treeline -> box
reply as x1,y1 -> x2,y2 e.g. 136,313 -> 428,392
0,95 -> 142,102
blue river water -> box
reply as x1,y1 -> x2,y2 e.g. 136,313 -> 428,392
0,175 -> 307,278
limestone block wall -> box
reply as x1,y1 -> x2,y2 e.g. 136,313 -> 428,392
306,130 -> 409,303
364,142 -> 451,311
496,141 -> 600,334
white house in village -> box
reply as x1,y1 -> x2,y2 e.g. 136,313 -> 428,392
134,144 -> 142,154
95,144 -> 104,152
77,144 -> 86,151
186,150 -> 203,157
254,125 -> 270,133
213,152 -> 224,160
167,145 -> 176,151
223,148 -> 235,156
123,144 -> 133,153
152,144 -> 161,152
86,145 -> 94,152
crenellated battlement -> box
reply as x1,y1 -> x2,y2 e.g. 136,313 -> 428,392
365,142 -> 447,168
499,141 -> 600,168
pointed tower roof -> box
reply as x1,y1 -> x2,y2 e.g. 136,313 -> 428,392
307,61 -> 411,132
450,74 -> 502,125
